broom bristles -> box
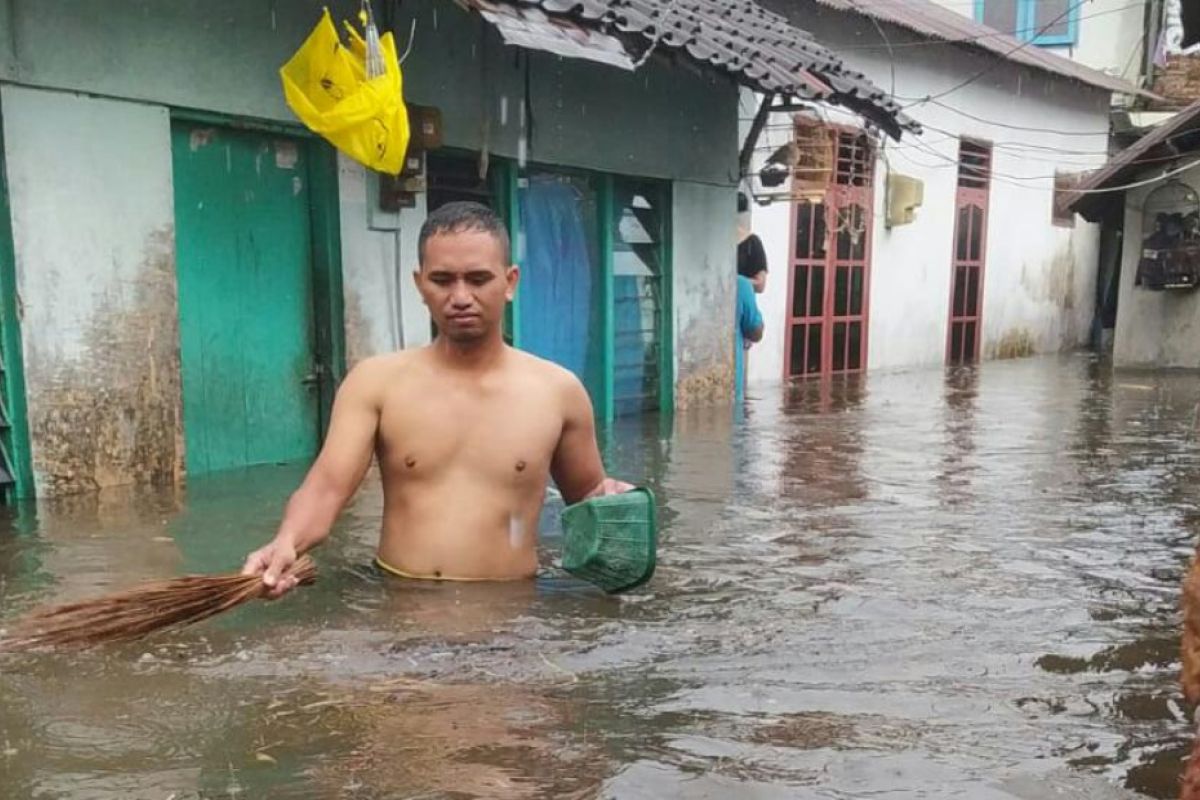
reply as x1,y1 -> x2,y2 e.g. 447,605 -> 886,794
0,555 -> 317,651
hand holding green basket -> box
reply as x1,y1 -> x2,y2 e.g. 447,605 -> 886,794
561,488 -> 657,593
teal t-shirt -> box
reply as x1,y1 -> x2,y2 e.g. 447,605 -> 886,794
735,275 -> 763,402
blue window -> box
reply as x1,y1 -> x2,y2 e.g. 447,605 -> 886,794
975,0 -> 1079,46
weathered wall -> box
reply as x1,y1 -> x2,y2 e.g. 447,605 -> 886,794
336,156 -> 433,365
1112,163 -> 1200,368
1,85 -> 182,495
394,0 -> 736,185
672,181 -> 736,408
0,0 -> 744,500
0,0 -> 736,186
0,0 -> 346,125
746,1 -> 1109,384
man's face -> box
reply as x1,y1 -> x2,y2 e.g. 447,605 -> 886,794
416,229 -> 517,343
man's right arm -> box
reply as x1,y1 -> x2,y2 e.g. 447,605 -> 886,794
242,358 -> 383,595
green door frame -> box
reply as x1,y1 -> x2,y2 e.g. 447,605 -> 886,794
657,181 -> 676,418
490,158 -> 522,347
400,150 -> 676,424
170,108 -> 346,438
0,95 -> 35,500
598,174 -> 616,426
607,175 -> 674,420
506,162 -> 675,423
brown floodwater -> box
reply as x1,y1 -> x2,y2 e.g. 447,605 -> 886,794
1,355 -> 1198,799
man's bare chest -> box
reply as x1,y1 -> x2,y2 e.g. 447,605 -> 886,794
376,387 -> 563,481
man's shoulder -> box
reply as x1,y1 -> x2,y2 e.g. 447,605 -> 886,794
347,350 -> 414,379
506,348 -> 584,397
340,351 -> 418,401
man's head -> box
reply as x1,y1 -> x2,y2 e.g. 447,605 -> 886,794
415,201 -> 517,344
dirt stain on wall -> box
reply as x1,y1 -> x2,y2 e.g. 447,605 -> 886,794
25,227 -> 183,495
988,328 -> 1037,360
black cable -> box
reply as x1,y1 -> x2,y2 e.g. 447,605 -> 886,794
832,2 -> 1145,51
900,0 -> 1093,107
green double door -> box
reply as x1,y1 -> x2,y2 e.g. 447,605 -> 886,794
171,121 -> 322,476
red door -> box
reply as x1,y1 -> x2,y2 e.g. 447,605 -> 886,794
785,129 -> 874,378
947,140 -> 992,365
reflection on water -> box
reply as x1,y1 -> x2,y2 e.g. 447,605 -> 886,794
1,354 -> 1198,798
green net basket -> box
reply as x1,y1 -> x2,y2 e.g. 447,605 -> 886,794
561,488 -> 657,594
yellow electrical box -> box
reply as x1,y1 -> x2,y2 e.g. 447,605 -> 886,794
886,173 -> 924,228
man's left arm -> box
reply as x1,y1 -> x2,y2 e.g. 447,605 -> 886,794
550,374 -> 634,505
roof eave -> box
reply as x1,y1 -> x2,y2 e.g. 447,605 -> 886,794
1069,99 -> 1200,221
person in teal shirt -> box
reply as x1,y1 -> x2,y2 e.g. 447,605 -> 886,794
735,274 -> 764,402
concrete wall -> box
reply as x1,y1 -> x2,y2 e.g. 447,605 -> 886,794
0,0 -> 736,186
926,0 -> 1147,89
0,1 -> 742,494
1112,163 -> 1200,368
336,156 -> 432,365
393,0 -> 737,185
746,0 -> 1109,385
672,181 -> 737,407
1,85 -> 182,495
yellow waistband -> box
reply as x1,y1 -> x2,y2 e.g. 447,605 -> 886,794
373,555 -> 500,583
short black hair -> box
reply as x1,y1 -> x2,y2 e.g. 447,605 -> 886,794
418,201 -> 511,266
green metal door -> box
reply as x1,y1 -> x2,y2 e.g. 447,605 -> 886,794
171,122 -> 320,476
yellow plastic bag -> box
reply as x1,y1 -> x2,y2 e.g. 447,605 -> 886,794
280,9 -> 410,175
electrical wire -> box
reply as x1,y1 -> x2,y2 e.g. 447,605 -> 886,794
845,0 -> 896,96
833,1 -> 1146,51
916,98 -> 1117,136
895,130 -> 1200,196
899,0 -> 1092,106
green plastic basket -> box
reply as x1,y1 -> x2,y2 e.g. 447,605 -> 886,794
561,487 -> 657,593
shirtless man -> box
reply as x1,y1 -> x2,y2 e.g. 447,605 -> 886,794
242,201 -> 631,595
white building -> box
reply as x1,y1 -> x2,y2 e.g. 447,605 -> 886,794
742,0 -> 1143,385
929,0 -> 1150,91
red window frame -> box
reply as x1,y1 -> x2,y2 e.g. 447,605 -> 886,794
784,126 -> 875,380
947,139 -> 992,366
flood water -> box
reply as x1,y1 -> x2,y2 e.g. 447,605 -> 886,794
2,355 -> 1199,799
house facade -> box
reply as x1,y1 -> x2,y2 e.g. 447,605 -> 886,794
0,0 -> 907,497
740,0 -> 1138,387
931,0 -> 1149,91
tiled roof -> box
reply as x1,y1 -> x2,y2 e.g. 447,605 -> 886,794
475,0 -> 917,138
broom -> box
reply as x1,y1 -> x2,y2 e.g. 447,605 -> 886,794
0,555 -> 317,651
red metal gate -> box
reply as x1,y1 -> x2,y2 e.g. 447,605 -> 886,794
785,129 -> 875,379
947,139 -> 992,365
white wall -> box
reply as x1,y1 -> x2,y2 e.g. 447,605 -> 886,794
673,181 -> 737,407
2,85 -> 183,494
336,156 -> 431,366
1112,163 -> 1200,368
926,0 -> 1147,88
745,2 -> 1110,385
